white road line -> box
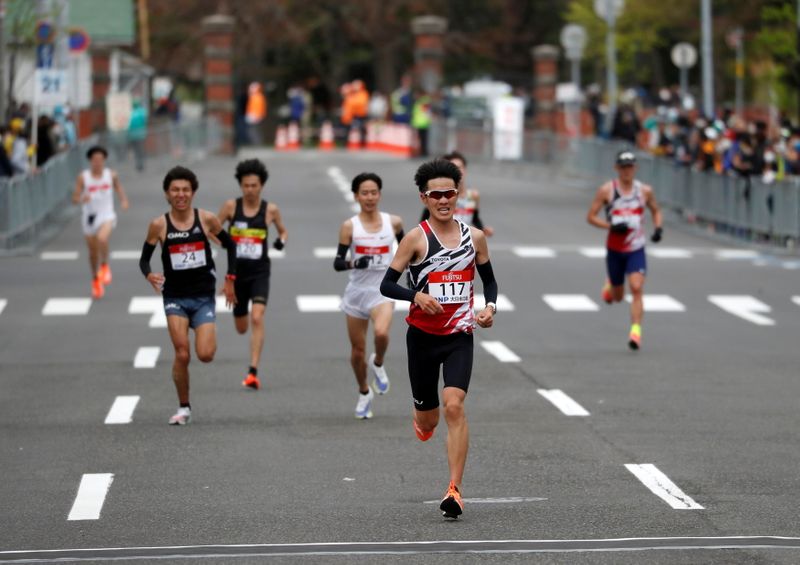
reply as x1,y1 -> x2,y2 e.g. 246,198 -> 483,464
133,347 -> 160,368
109,250 -> 141,260
649,247 -> 693,259
480,341 -> 521,362
297,295 -> 342,312
625,294 -> 686,312
215,295 -> 233,313
40,251 -> 79,260
128,296 -> 165,327
715,249 -> 760,260
793,296 -> 800,307
578,247 -> 606,258
537,389 -> 590,416
422,496 -> 546,504
313,247 -> 338,259
783,261 -> 800,270
42,298 -> 92,316
512,246 -> 556,258
625,464 -> 704,510
104,396 -> 140,424
271,249 -> 286,259
67,473 -> 114,520
474,294 -> 515,312
0,298 -> 6,316
708,295 -> 775,326
543,294 -> 599,311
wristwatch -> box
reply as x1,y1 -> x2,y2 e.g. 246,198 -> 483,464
485,302 -> 497,314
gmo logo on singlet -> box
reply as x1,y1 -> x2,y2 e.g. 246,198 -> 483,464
167,232 -> 190,239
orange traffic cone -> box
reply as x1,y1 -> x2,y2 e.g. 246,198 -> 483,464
346,126 -> 362,151
274,125 -> 287,151
287,121 -> 300,150
319,121 -> 334,151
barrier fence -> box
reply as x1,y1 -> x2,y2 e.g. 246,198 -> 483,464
430,120 -> 800,245
0,118 -> 221,253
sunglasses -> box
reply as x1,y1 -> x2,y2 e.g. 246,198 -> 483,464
423,189 -> 458,200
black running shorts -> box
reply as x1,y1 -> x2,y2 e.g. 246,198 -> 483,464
233,275 -> 270,317
406,324 -> 473,411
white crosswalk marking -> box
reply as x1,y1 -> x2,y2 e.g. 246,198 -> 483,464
708,295 -> 775,326
480,341 -> 521,362
104,396 -> 140,424
40,251 -> 79,260
578,247 -> 606,258
625,464 -> 704,510
133,347 -> 160,368
0,299 -> 6,316
67,473 -> 114,520
42,298 -> 92,316
313,247 -> 338,259
715,249 -> 760,260
297,295 -> 341,312
109,250 -> 142,260
625,294 -> 686,312
649,248 -> 693,259
793,296 -> 800,307
543,294 -> 599,312
537,389 -> 590,416
128,296 -> 165,327
512,246 -> 556,258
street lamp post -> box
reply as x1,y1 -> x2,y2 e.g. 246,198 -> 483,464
594,0 -> 624,137
700,0 -> 715,118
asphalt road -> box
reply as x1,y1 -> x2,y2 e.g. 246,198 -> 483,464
2,148 -> 800,564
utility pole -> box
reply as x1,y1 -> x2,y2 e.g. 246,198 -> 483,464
0,0 -> 6,122
700,0 -> 714,118
138,0 -> 150,60
605,0 -> 618,136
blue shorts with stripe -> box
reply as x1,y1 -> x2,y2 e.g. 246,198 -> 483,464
606,248 -> 647,287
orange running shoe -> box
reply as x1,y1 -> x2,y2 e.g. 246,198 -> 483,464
99,264 -> 112,285
91,277 -> 104,299
242,373 -> 261,390
439,481 -> 463,518
601,280 -> 613,304
413,419 -> 433,442
628,323 -> 641,351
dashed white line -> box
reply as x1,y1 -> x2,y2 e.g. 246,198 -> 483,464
649,248 -> 693,259
41,251 -> 79,260
625,464 -> 704,510
297,295 -> 342,312
543,294 -> 599,312
109,250 -> 141,260
707,295 -> 775,326
0,298 -> 6,316
313,247 -> 338,259
422,496 -> 546,504
42,298 -> 92,316
625,294 -> 686,312
480,341 -> 521,362
537,389 -> 590,416
793,296 -> 800,307
512,246 -> 556,258
133,347 -> 160,368
715,249 -> 760,260
104,396 -> 140,424
129,296 -> 165,327
578,247 -> 606,258
67,473 -> 114,520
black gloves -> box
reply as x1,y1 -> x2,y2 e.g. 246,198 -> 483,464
353,256 -> 371,269
273,238 -> 285,250
651,227 -> 663,243
610,222 -> 629,234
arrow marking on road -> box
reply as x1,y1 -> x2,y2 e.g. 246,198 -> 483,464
707,295 -> 775,326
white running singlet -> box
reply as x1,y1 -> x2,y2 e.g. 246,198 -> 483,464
81,168 -> 116,235
348,212 -> 395,286
605,179 -> 646,253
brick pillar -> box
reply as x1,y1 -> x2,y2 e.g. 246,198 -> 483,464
202,14 -> 234,154
78,48 -> 111,137
411,16 -> 448,94
531,45 -> 559,131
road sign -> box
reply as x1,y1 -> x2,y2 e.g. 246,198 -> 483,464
593,0 -> 624,22
36,44 -> 54,69
34,69 -> 68,106
69,27 -> 91,53
35,21 -> 55,44
560,24 -> 587,60
671,42 -> 698,69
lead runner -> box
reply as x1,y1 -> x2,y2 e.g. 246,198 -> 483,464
380,159 -> 498,519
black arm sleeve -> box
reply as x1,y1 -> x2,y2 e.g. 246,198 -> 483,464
139,242 -> 155,277
333,243 -> 351,271
471,208 -> 485,230
395,228 -> 405,243
420,208 -> 430,222
380,267 -> 417,302
214,229 -> 237,275
476,260 -> 498,305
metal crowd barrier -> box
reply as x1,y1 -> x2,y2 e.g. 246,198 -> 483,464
431,120 -> 800,245
0,118 -> 221,254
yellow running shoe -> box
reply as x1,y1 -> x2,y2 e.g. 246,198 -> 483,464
628,323 -> 641,350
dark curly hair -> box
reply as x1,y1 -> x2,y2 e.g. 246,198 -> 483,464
235,159 -> 269,184
162,166 -> 199,192
413,159 -> 461,192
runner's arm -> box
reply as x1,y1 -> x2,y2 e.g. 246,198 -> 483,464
204,212 -> 237,276
333,220 -> 354,271
216,199 -> 234,226
473,229 -> 496,326
140,218 -> 165,293
269,203 -> 288,249
586,184 -> 612,230
71,174 -> 85,205
380,229 -> 443,315
111,171 -> 129,210
391,214 -> 405,243
644,185 -> 663,241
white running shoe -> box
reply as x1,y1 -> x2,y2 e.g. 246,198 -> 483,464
354,389 -> 374,419
168,406 -> 192,425
369,353 -> 390,395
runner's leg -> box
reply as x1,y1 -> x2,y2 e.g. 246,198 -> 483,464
369,301 -> 393,366
194,322 -> 217,364
167,315 -> 192,405
346,315 -> 370,393
442,386 -> 468,487
628,271 -> 645,326
249,302 -> 266,369
85,235 -> 99,277
95,220 -> 114,268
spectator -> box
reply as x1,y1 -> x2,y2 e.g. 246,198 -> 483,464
36,115 -> 56,167
128,98 -> 148,172
245,82 -> 267,145
390,74 -> 413,124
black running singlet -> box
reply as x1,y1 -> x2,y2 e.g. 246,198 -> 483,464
161,209 -> 216,297
229,198 -> 270,279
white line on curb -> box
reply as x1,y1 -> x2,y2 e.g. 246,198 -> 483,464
67,474 -> 114,520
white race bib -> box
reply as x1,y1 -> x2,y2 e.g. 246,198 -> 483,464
235,237 -> 263,260
428,270 -> 473,304
354,244 -> 391,270
169,241 -> 207,270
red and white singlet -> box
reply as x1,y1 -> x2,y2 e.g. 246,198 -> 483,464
606,179 -> 646,253
349,212 -> 395,286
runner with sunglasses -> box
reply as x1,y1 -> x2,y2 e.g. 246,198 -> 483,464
334,172 -> 404,419
380,159 -> 498,519
586,150 -> 663,350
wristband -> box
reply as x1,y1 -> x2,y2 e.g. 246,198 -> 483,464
485,302 -> 497,314
225,274 -> 236,281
